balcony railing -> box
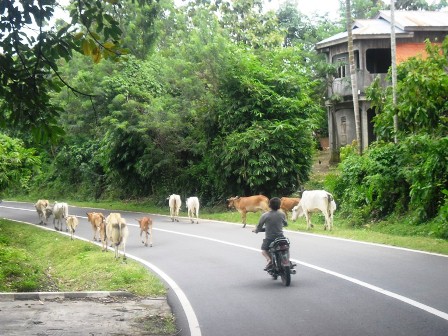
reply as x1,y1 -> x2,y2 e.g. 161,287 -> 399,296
330,71 -> 389,97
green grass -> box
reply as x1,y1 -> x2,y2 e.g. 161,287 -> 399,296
0,219 -> 166,296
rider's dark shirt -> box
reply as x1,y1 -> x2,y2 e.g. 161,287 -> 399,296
255,210 -> 287,240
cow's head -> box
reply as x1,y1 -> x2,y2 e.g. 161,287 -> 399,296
45,206 -> 53,218
291,204 -> 303,222
226,196 -> 239,209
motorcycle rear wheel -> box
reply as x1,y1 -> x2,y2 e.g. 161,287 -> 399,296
281,266 -> 291,286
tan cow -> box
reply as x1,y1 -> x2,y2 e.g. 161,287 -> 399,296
227,195 -> 270,228
34,199 -> 50,225
66,215 -> 79,240
136,217 -> 153,247
105,213 -> 129,260
280,197 -> 301,220
86,212 -> 106,241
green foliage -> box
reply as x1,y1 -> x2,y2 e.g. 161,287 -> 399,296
334,136 -> 447,237
0,134 -> 41,195
368,37 -> 448,140
212,120 -> 313,196
0,0 -> 159,143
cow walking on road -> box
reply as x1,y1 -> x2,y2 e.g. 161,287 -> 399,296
227,195 -> 270,228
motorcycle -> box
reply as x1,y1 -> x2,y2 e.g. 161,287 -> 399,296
266,236 -> 296,286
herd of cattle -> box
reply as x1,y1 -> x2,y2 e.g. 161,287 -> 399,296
33,190 -> 336,259
226,190 -> 337,230
34,199 -> 153,261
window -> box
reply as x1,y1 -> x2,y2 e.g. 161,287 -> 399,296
335,56 -> 347,78
333,51 -> 359,78
366,49 -> 391,73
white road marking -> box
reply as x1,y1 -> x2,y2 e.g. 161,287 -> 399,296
154,227 -> 448,322
2,203 -> 448,323
0,206 -> 202,336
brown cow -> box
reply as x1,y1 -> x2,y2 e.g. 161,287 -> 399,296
86,212 -> 106,241
136,217 -> 153,247
280,197 -> 301,220
227,195 -> 270,228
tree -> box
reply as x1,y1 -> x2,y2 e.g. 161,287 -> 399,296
392,0 -> 448,10
368,37 -> 448,139
0,134 -> 41,195
345,0 -> 362,154
0,0 -> 159,143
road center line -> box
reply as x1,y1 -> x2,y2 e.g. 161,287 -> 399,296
154,227 -> 448,322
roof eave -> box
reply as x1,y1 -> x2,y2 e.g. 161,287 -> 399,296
316,32 -> 414,50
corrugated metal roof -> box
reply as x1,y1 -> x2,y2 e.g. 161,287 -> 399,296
377,10 -> 448,30
316,10 -> 448,49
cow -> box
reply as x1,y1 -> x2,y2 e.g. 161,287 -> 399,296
105,213 -> 129,260
291,190 -> 337,230
99,220 -> 108,252
280,197 -> 301,220
186,197 -> 200,224
136,217 -> 153,247
86,212 -> 106,241
226,195 -> 270,228
167,194 -> 182,222
50,202 -> 69,231
34,199 -> 50,225
66,215 -> 79,240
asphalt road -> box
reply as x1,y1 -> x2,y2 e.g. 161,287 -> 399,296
1,201 -> 448,336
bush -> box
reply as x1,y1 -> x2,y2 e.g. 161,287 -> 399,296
333,136 -> 447,236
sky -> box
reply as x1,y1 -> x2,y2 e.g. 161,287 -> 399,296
264,0 -> 340,18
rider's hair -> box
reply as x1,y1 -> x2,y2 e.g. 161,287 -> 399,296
269,197 -> 281,211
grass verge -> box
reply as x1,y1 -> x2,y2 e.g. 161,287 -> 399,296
0,219 -> 166,295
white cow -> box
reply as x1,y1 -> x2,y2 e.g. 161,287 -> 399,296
51,202 -> 69,231
105,213 -> 129,261
186,197 -> 200,224
291,190 -> 337,230
167,194 -> 182,222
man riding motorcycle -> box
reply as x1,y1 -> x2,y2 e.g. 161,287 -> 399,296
253,197 -> 287,270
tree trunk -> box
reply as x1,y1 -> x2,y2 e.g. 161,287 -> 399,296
390,0 -> 398,143
346,0 -> 362,155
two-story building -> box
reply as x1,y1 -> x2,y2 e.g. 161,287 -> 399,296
316,10 -> 448,162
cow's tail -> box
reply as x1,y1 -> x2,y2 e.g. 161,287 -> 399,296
63,204 -> 68,219
116,222 -> 123,246
327,193 -> 334,217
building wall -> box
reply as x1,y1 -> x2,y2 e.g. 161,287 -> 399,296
334,106 -> 356,148
396,42 -> 440,63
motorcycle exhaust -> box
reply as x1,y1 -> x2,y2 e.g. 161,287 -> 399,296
290,269 -> 296,274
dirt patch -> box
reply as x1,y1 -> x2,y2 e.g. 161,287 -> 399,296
0,294 -> 177,336
311,149 -> 332,175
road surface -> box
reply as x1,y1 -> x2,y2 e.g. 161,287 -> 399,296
1,201 -> 447,336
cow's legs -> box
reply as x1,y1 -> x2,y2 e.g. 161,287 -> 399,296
242,211 -> 247,228
325,210 -> 333,230
305,212 -> 313,230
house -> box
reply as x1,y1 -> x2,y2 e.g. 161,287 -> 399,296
316,10 -> 448,162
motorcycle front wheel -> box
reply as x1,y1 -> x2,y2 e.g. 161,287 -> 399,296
281,266 -> 291,286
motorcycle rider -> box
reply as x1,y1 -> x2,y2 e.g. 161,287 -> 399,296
253,197 -> 287,270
